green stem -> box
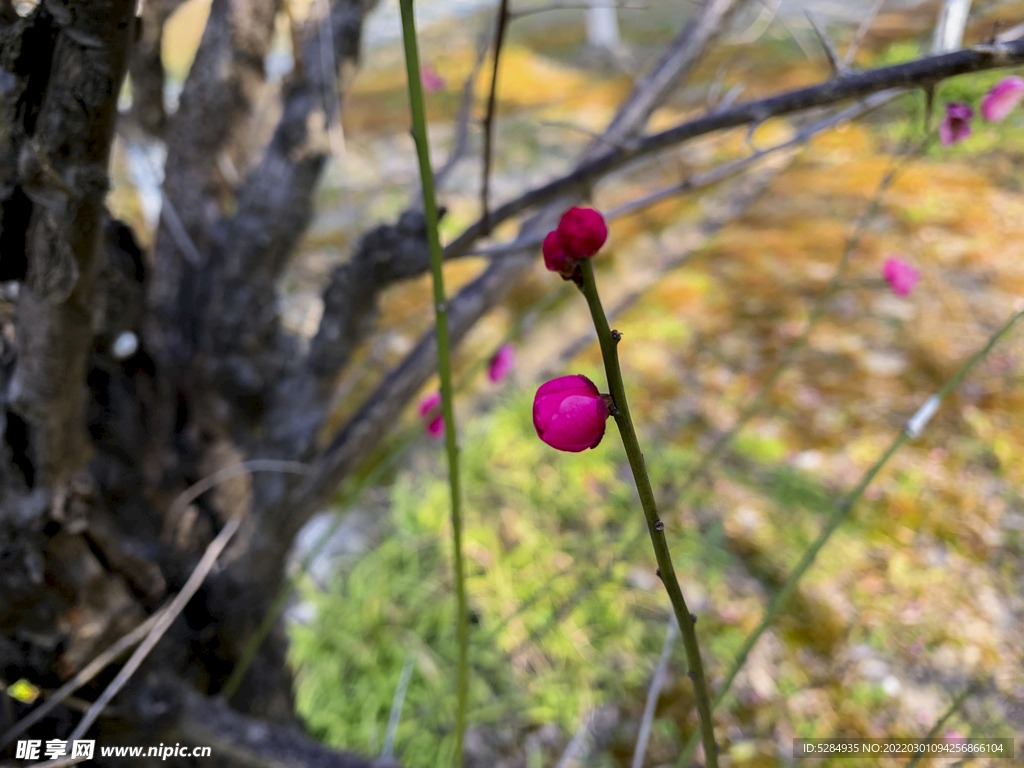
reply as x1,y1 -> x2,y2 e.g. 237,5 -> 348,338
677,307 -> 1024,767
398,3 -> 469,765
904,684 -> 975,768
579,259 -> 719,768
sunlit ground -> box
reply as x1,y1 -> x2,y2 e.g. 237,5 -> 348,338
109,1 -> 1024,766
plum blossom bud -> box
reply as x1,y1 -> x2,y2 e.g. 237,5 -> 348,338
882,257 -> 920,297
542,231 -> 577,278
557,207 -> 607,259
541,207 -> 608,279
418,391 -> 444,438
939,102 -> 973,145
981,76 -> 1024,122
532,374 -> 610,452
487,344 -> 515,383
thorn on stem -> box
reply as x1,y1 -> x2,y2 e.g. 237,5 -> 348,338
611,329 -> 622,344
690,613 -> 697,624
655,568 -> 661,578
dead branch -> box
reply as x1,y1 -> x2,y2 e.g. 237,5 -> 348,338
481,0 -> 510,234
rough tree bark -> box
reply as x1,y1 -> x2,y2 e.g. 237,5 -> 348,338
8,0 -> 1015,765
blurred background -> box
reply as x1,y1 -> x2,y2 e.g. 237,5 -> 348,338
106,0 -> 1024,765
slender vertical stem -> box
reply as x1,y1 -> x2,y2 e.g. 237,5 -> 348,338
398,3 -> 469,765
904,684 -> 975,768
481,0 -> 510,235
578,259 -> 719,768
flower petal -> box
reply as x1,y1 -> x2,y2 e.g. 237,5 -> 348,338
982,76 -> 1024,122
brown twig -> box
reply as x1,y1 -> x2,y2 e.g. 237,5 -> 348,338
843,0 -> 886,66
442,36 -> 1024,262
805,10 -> 846,76
481,0 -> 511,235
435,24 -> 493,190
509,1 -> 649,20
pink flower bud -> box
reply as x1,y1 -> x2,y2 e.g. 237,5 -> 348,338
882,256 -> 920,297
418,391 -> 444,438
542,230 -> 578,278
487,344 -> 515,383
939,102 -> 973,146
556,207 -> 608,259
981,76 -> 1024,122
532,374 -> 609,452
420,64 -> 445,93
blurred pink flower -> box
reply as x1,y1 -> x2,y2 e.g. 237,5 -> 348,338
420,64 -> 445,93
882,257 -> 920,297
487,344 -> 515,383
533,374 -> 609,452
939,102 -> 973,145
981,76 -> 1024,122
418,391 -> 444,438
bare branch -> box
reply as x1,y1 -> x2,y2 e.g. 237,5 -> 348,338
199,0 -> 375,400
729,0 -> 779,45
472,91 -> 900,260
481,0 -> 511,234
843,0 -> 885,66
442,37 -> 1024,262
435,25 -> 492,189
509,1 -> 649,20
150,0 -> 279,288
805,10 -> 846,77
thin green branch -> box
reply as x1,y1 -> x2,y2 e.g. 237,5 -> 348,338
677,306 -> 1024,766
904,683 -> 976,768
398,2 -> 469,764
579,259 -> 719,768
